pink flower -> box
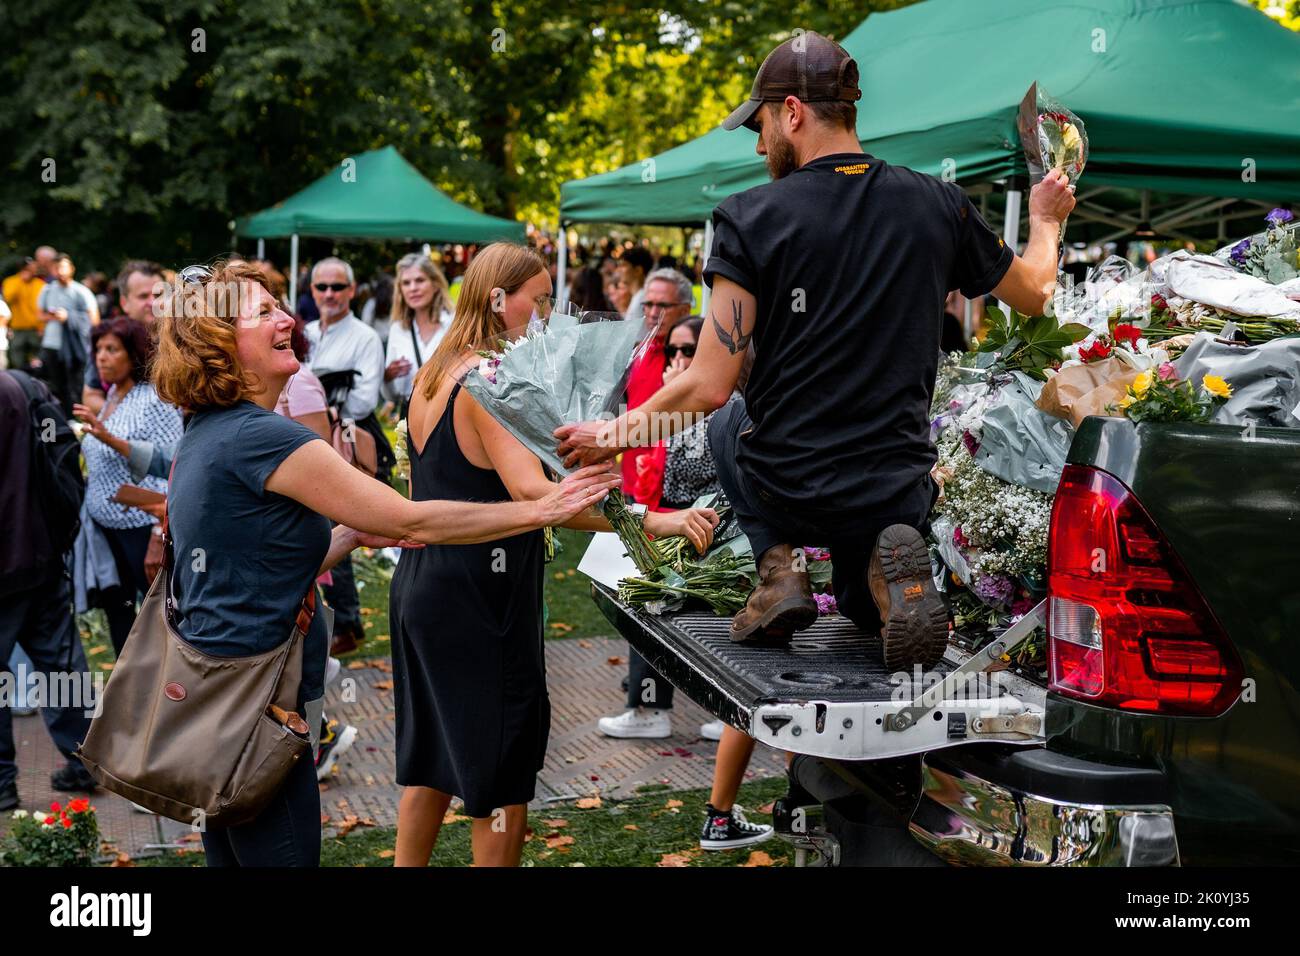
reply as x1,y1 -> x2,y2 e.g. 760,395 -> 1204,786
814,592 -> 838,616
1157,362 -> 1178,381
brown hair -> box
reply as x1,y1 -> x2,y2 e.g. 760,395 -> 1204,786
767,99 -> 857,133
153,260 -> 275,409
415,242 -> 545,401
92,317 -> 155,384
391,253 -> 453,330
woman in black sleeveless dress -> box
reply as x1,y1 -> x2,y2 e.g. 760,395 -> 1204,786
390,244 -> 718,866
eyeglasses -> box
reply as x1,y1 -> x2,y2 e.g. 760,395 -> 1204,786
313,282 -> 349,293
643,300 -> 686,314
664,344 -> 696,360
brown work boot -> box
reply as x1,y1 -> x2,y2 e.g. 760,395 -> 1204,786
730,544 -> 818,643
868,525 -> 949,671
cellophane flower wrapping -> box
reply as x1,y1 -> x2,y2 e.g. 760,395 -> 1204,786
1020,84 -> 1088,186
460,308 -> 664,571
462,310 -> 650,476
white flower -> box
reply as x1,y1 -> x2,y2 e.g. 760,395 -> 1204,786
11,810 -> 28,819
32,811 -> 49,824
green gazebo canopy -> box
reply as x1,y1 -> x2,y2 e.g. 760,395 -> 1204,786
237,146 -> 524,244
560,0 -> 1300,227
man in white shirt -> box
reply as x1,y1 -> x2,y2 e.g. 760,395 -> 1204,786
302,256 -> 388,656
305,257 -> 385,423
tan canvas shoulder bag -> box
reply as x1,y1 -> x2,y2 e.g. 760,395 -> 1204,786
77,524 -> 317,829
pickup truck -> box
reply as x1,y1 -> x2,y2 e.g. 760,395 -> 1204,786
590,416 -> 1300,866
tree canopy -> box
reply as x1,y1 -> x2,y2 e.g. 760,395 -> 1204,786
0,0 -> 912,271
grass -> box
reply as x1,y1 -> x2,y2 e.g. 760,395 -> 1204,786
133,776 -> 795,868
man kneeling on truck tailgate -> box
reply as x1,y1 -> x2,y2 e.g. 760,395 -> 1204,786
558,32 -> 1076,669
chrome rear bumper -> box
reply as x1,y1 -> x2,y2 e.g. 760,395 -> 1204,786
910,756 -> 1180,866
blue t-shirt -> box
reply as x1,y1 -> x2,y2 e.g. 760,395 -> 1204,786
168,401 -> 332,702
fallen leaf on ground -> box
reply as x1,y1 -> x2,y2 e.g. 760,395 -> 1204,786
657,853 -> 692,867
443,809 -> 470,824
757,801 -> 775,815
665,799 -> 683,809
550,622 -> 574,632
372,680 -> 394,691
374,635 -> 390,642
577,639 -> 592,648
623,824 -> 639,831
320,813 -> 331,826
99,663 -> 114,671
346,661 -> 368,670
377,849 -> 395,859
545,834 -> 575,849
87,646 -> 106,656
742,850 -> 775,867
575,796 -> 602,809
177,832 -> 202,844
543,818 -> 569,829
606,656 -> 626,666
110,852 -> 134,867
369,658 -> 393,672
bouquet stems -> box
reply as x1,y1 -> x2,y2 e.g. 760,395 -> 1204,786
601,489 -> 659,574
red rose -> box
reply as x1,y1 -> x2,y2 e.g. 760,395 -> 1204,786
1151,294 -> 1168,311
61,817 -> 73,829
1113,323 -> 1142,346
50,801 -> 61,814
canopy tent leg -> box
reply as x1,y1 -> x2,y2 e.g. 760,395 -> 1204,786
700,219 -> 714,316
557,227 -> 568,311
289,234 -> 299,311
256,239 -> 265,260
1003,188 -> 1022,252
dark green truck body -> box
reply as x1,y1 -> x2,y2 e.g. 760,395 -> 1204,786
593,417 -> 1300,865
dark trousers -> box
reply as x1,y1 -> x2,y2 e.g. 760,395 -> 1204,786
37,346 -> 82,417
97,522 -> 153,656
323,553 -> 363,635
709,400 -> 937,635
626,649 -> 674,711
201,749 -> 321,866
0,564 -> 94,790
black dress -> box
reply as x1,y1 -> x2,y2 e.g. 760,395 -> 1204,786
389,380 -> 548,817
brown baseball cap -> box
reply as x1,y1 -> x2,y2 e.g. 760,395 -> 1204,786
722,31 -> 861,132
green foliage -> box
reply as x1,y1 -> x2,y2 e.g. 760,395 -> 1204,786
1,0 -> 914,271
974,305 -> 1090,380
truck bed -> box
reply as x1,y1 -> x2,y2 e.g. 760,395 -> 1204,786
592,582 -> 1046,761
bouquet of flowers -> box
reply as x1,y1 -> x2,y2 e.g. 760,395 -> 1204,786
1110,365 -> 1233,423
1224,208 -> 1299,284
1017,82 -> 1088,185
0,799 -> 101,867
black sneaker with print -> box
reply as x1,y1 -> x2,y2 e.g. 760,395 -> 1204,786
699,803 -> 775,851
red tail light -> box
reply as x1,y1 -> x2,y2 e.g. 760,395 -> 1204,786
1047,465 -> 1242,716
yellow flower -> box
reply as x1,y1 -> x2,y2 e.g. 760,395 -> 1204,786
1061,122 -> 1082,157
1202,374 -> 1232,399
1131,370 -> 1154,398
1119,394 -> 1135,410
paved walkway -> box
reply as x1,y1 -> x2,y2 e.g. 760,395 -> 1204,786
3,637 -> 784,860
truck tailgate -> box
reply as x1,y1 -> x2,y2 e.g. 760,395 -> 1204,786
592,582 -> 1046,761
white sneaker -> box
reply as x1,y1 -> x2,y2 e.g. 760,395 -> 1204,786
699,720 -> 725,741
325,655 -> 341,687
597,707 -> 672,739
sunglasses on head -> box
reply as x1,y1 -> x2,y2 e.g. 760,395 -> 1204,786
313,282 -> 349,292
664,343 -> 696,360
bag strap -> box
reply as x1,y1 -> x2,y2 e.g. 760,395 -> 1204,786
410,321 -> 423,369
161,440 -> 317,635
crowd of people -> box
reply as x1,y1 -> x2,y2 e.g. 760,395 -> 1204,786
2,28 -> 1075,869
0,226 -> 769,865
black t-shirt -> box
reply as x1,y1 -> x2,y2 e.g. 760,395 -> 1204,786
704,152 -> 1012,522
